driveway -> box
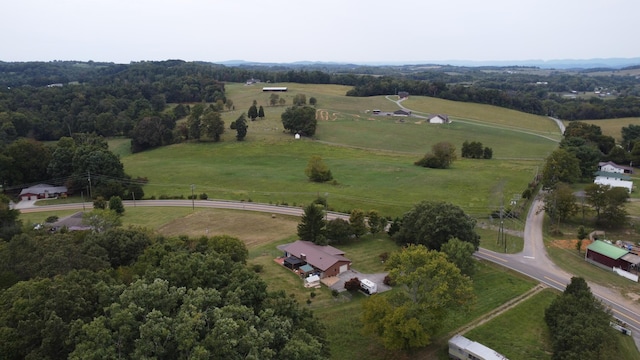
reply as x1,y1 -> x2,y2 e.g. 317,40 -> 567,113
329,269 -> 392,293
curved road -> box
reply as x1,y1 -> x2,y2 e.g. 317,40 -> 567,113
23,199 -> 640,340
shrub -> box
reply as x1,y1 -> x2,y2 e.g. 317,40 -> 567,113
310,291 -> 316,298
383,275 -> 394,286
198,193 -> 208,200
45,216 -> 59,223
251,264 -> 264,273
331,289 -> 339,297
344,277 -> 361,292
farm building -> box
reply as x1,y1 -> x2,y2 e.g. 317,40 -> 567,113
398,91 -> 409,99
448,334 -> 508,360
278,240 -> 351,278
585,240 -> 640,273
262,87 -> 287,92
593,171 -> 633,193
393,109 -> 411,116
598,161 -> 634,175
428,114 -> 450,124
19,184 -> 67,201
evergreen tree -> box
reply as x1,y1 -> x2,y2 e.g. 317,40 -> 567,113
297,203 -> 326,245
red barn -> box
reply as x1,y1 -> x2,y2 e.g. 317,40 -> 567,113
585,240 -> 639,272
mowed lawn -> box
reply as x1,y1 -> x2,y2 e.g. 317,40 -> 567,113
122,140 -> 540,217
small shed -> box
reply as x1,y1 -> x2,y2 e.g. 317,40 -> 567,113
393,109 -> 411,116
305,274 -> 321,288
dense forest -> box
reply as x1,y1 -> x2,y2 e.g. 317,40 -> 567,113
0,225 -> 329,359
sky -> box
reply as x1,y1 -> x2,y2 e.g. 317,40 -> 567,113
2,0 -> 639,65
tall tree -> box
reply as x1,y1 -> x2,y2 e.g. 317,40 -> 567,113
349,209 -> 367,238
394,201 -> 480,251
200,111 -> 224,142
281,106 -> 317,136
541,148 -> 581,190
441,238 -> 477,276
108,196 -> 125,215
233,113 -> 248,141
543,182 -> 578,229
325,218 -> 353,245
366,210 -> 386,234
362,245 -> 474,350
584,183 -> 629,226
545,277 -> 616,360
258,105 -> 265,119
297,203 -> 326,245
248,104 -> 258,121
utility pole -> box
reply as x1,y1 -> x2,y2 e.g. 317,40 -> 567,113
132,191 -> 136,207
87,170 -> 92,199
81,191 -> 85,211
190,184 -> 195,210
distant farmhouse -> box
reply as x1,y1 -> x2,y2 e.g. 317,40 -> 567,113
398,91 -> 409,99
19,184 -> 67,201
593,161 -> 634,192
393,109 -> 411,116
428,114 -> 451,124
245,78 -> 261,85
262,87 -> 287,92
598,161 -> 634,175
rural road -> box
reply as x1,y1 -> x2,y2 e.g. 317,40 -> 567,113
21,197 -> 640,346
476,197 -> 640,346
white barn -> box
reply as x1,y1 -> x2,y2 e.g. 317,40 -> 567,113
593,171 -> 633,193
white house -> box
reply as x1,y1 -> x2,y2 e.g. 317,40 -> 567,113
19,184 -> 68,201
593,171 -> 633,193
598,161 -> 633,175
428,114 -> 450,124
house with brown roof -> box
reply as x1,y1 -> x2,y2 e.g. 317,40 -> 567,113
278,240 -> 351,278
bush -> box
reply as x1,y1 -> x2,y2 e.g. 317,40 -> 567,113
383,275 -> 394,286
331,289 -> 339,297
344,277 -> 361,292
45,216 -> 59,223
310,291 -> 316,298
199,193 -> 208,200
251,264 -> 264,273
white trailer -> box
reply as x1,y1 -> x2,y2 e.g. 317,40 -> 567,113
360,279 -> 377,294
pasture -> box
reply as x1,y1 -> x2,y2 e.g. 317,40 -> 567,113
121,83 -> 562,218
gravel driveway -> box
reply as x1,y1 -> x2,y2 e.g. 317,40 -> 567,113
329,269 -> 392,293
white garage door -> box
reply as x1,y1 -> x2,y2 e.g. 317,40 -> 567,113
339,264 -> 348,274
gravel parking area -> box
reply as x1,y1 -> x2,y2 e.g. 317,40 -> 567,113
328,269 -> 391,293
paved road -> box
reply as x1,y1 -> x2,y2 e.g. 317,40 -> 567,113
21,198 -> 640,345
476,197 -> 640,345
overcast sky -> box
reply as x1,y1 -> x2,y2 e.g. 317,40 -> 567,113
2,0 -> 638,64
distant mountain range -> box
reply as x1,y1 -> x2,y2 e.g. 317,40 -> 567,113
218,58 -> 640,70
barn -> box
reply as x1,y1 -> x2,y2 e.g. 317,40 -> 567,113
585,240 -> 639,272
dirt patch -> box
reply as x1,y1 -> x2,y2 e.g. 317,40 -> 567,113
158,210 -> 298,249
315,109 -> 328,121
549,239 -> 593,251
628,292 -> 640,302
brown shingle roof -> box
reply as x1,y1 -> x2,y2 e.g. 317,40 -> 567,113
280,241 -> 350,271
